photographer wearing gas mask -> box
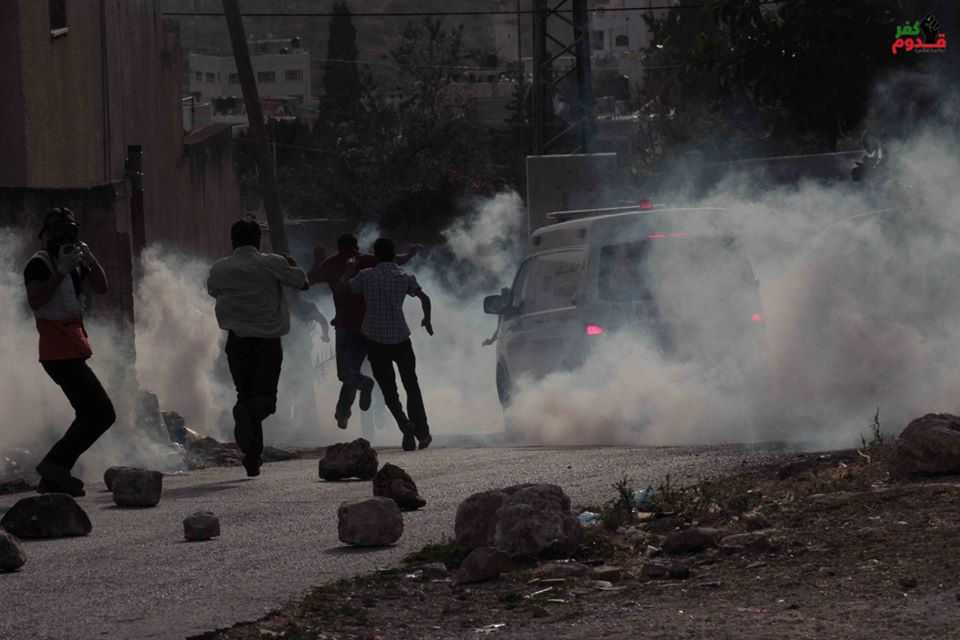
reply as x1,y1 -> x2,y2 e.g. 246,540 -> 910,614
24,207 -> 114,497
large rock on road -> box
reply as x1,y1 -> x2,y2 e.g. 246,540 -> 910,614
455,483 -> 582,557
373,463 -> 426,510
893,413 -> 960,477
0,530 -> 27,572
112,469 -> 163,507
0,494 -> 91,539
318,438 -> 378,481
338,497 -> 403,547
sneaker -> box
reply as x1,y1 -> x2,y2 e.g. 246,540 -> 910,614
358,378 -> 375,412
36,460 -> 85,494
401,423 -> 417,451
37,477 -> 86,498
242,455 -> 262,477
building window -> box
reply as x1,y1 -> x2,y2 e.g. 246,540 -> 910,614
592,31 -> 605,51
615,35 -> 629,48
229,73 -> 239,84
195,71 -> 203,81
206,72 -> 216,82
258,71 -> 276,83
285,69 -> 304,82
49,0 -> 68,37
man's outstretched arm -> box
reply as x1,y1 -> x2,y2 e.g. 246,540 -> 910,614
395,244 -> 423,266
416,290 -> 433,336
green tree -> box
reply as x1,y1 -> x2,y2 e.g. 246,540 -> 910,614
638,0 -> 917,163
322,1 -> 363,113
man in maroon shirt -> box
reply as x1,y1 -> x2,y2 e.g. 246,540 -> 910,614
310,234 -> 420,429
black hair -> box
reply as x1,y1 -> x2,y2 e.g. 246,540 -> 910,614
337,233 -> 359,251
231,216 -> 262,249
373,237 -> 396,262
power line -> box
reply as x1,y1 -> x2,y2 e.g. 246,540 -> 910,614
309,56 -> 685,71
163,2 -> 780,18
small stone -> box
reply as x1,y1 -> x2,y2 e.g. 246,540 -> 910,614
663,527 -> 720,555
742,511 -> 772,531
899,577 -> 918,590
337,497 -> 403,547
0,494 -> 91,539
0,531 -> 27,572
373,463 -> 426,510
589,580 -> 614,589
537,561 -> 590,579
417,563 -> 450,579
183,512 -> 220,541
318,438 -> 378,481
454,547 -> 513,585
640,562 -> 669,579
112,469 -> 163,507
590,565 -> 623,582
644,516 -> 680,534
530,606 -> 550,618
720,530 -> 779,553
104,466 -> 139,491
668,564 -> 691,580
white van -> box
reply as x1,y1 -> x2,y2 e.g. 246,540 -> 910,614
483,206 -> 764,406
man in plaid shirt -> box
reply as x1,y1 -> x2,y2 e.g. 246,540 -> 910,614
342,237 -> 433,451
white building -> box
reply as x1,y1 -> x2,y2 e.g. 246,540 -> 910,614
590,0 -> 674,68
188,38 -> 312,106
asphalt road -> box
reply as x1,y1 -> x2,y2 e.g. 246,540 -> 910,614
0,444 -> 777,640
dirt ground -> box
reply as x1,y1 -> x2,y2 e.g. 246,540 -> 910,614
194,446 -> 960,640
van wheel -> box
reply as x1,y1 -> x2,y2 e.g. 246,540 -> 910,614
496,364 -> 513,408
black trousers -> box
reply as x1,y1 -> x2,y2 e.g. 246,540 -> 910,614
366,338 -> 429,437
225,332 -> 283,458
41,359 -> 117,470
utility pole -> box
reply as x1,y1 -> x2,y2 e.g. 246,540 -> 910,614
531,0 -> 594,155
222,0 -> 289,254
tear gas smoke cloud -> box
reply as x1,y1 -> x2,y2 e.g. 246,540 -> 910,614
507,84 -> 960,448
3,76 -> 958,465
134,246 -> 233,435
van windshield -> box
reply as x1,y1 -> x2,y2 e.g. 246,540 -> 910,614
599,237 -> 756,303
512,249 -> 586,314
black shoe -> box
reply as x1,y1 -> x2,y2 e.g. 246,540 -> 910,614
358,378 -> 375,412
417,432 -> 433,450
243,455 -> 262,477
335,413 -> 349,430
37,477 -> 86,498
401,423 -> 417,451
36,460 -> 85,494
233,404 -> 254,451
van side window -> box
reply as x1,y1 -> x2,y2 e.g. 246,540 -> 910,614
516,249 -> 586,314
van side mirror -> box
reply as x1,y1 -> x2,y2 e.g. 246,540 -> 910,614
484,293 -> 507,315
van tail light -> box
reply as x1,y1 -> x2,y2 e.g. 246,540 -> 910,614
585,324 -> 605,336
751,313 -> 762,322
638,198 -> 653,210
